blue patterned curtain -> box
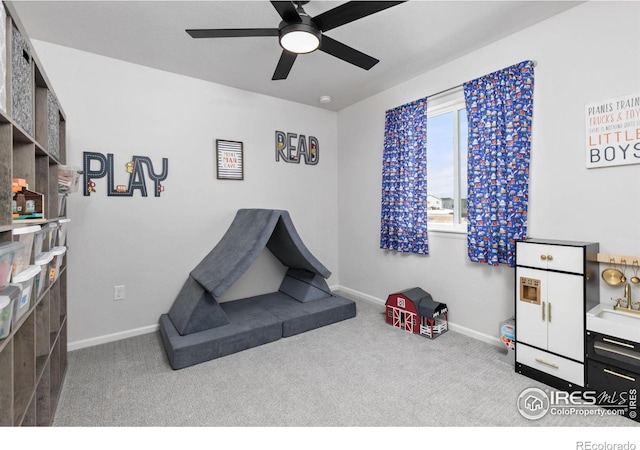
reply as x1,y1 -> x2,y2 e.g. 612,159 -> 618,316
464,60 -> 535,267
380,98 -> 428,254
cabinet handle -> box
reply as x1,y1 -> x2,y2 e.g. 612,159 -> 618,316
542,301 -> 545,321
535,358 -> 559,369
540,254 -> 547,261
547,254 -> 553,261
594,343 -> 640,361
548,302 -> 552,322
603,368 -> 636,383
602,337 -> 635,350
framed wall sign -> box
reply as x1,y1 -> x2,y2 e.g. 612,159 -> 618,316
216,139 -> 244,180
586,92 -> 640,169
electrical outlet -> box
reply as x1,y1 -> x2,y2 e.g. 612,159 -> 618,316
114,285 -> 125,301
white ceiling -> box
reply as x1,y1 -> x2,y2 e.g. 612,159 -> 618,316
8,0 -> 582,111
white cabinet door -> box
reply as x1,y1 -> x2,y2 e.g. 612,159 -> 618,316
547,271 -> 584,362
516,267 -> 548,350
516,267 -> 584,362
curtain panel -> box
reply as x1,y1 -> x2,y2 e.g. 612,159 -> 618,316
380,97 -> 429,254
464,60 -> 535,267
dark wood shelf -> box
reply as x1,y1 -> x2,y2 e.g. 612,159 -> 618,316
0,3 -> 69,427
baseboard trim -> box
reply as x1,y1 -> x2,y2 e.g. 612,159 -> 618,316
332,285 -> 385,307
334,285 -> 502,347
68,324 -> 159,351
69,285 -> 501,351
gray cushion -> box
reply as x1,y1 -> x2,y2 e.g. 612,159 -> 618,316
191,209 -> 281,298
167,276 -> 230,336
279,275 -> 331,303
266,211 -> 331,278
160,302 -> 282,370
285,268 -> 332,293
190,209 -> 331,299
260,292 -> 357,337
159,291 -> 357,369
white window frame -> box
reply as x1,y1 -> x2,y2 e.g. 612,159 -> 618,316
426,87 -> 467,234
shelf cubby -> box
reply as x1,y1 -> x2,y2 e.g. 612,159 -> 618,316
59,321 -> 67,378
49,280 -> 60,344
50,334 -> 61,412
35,291 -> 50,378
21,394 -> 35,426
0,122 -> 11,226
36,358 -> 51,426
13,311 -> 35,425
0,342 -> 13,426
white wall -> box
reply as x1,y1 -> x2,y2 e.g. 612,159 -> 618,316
31,41 -> 339,348
30,1 -> 640,349
337,1 -> 640,343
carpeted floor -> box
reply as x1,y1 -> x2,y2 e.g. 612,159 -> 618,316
52,295 -> 638,428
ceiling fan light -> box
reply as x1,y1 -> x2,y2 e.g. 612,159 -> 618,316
279,22 -> 321,54
281,31 -> 319,53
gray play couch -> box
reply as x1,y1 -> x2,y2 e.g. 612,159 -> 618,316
159,209 -> 356,370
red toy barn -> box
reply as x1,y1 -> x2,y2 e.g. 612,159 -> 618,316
385,287 -> 448,339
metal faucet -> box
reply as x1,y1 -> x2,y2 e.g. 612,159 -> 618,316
613,282 -> 640,315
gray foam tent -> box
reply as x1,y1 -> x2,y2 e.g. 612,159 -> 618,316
159,209 -> 356,369
192,208 -> 330,298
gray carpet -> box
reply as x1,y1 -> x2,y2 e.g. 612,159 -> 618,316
53,295 -> 638,427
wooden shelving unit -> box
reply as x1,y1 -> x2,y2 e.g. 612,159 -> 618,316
0,1 -> 68,426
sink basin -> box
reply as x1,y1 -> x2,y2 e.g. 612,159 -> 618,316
587,304 -> 640,342
596,308 -> 640,326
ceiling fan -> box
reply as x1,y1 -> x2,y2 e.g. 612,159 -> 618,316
186,1 -> 406,80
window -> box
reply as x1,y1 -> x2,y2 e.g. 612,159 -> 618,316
426,88 -> 468,232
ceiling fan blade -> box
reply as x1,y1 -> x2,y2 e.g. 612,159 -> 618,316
319,35 -> 378,70
186,28 -> 279,38
313,1 -> 406,32
272,51 -> 298,80
270,1 -> 301,22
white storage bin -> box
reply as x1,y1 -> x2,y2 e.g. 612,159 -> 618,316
34,251 -> 53,299
0,287 -> 18,339
57,218 -> 71,247
0,241 -> 23,291
49,246 -> 66,283
11,224 -> 40,277
45,221 -> 58,249
11,265 -> 39,325
33,222 -> 57,258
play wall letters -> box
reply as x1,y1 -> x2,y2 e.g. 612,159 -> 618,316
275,131 -> 319,165
83,151 -> 168,197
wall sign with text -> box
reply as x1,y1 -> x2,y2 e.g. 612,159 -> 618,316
586,92 -> 640,169
216,139 -> 244,180
83,151 -> 168,196
275,131 -> 319,165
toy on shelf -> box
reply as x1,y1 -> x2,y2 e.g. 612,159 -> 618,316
385,287 -> 448,339
12,178 -> 44,220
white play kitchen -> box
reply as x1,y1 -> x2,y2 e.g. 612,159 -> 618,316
515,238 -> 640,423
